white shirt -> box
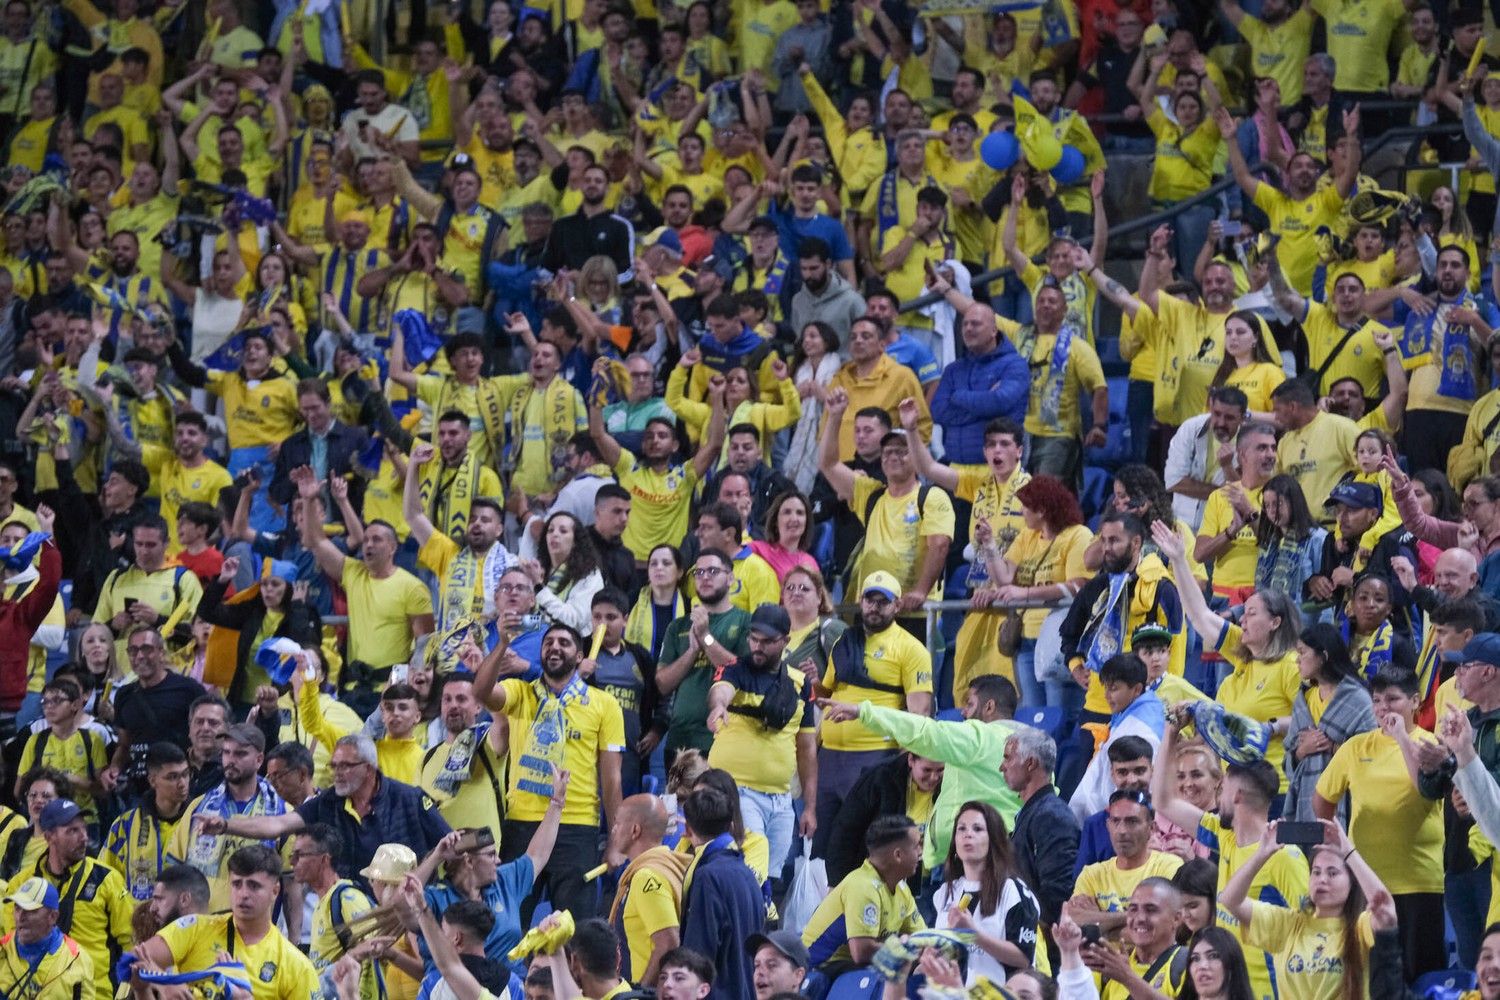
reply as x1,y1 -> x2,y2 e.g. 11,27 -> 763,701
934,875 -> 1042,986
1163,413 -> 1230,532
341,102 -> 421,160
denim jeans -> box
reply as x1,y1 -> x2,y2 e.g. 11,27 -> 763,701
739,787 -> 794,880
1013,638 -> 1045,709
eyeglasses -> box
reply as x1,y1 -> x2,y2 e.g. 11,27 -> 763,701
329,761 -> 368,773
40,696 -> 73,707
127,644 -> 161,656
692,567 -> 726,578
783,583 -> 814,595
497,583 -> 533,595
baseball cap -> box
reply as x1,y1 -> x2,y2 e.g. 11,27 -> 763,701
642,226 -> 684,256
360,843 -> 419,883
749,604 -> 791,639
5,878 -> 59,911
698,253 -> 735,283
38,800 -> 82,832
224,723 -> 266,752
1442,633 -> 1500,667
1131,623 -> 1172,648
748,215 -> 778,234
745,930 -> 809,969
862,570 -> 902,602
1324,481 -> 1382,511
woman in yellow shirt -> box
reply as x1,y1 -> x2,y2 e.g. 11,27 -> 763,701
1141,52 -> 1222,284
973,474 -> 1092,711
666,355 -> 799,453
1153,520 -> 1302,791
683,2 -> 731,77
1432,185 -> 1482,292
1211,311 -> 1285,420
1223,817 -> 1391,1000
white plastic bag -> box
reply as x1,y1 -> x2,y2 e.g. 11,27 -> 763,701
781,841 -> 828,930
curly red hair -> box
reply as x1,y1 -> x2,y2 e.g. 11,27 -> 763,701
1015,475 -> 1085,535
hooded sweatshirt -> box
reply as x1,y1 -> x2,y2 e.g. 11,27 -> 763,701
790,271 -> 866,343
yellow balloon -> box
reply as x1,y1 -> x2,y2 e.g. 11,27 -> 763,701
1022,121 -> 1062,171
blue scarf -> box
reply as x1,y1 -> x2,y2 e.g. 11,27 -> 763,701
138,960 -> 254,1000
698,326 -> 765,374
1038,322 -> 1076,428
875,169 -> 938,237
14,926 -> 61,965
1082,573 -> 1129,674
1342,617 -> 1394,678
516,674 -> 589,799
1399,293 -> 1482,401
1111,689 -> 1166,740
1185,701 -> 1272,766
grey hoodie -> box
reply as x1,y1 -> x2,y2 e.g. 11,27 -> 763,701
789,270 -> 865,342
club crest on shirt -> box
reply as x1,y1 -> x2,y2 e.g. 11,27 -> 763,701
259,962 -> 277,982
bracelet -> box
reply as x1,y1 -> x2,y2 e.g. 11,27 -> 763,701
1382,347 -> 1398,356
1343,848 -> 1356,863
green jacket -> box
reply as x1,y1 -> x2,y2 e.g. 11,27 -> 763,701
858,703 -> 1023,869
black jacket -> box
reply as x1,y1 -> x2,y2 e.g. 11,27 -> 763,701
195,578 -> 323,707
37,457 -> 146,616
542,209 -> 635,276
825,755 -> 918,887
590,526 -> 636,598
702,462 -> 796,539
268,420 -> 371,509
1011,784 -> 1081,925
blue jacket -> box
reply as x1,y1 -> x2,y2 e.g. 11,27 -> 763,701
681,839 -> 766,1000
930,339 -> 1028,464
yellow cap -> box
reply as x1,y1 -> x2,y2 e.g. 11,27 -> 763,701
861,570 -> 903,601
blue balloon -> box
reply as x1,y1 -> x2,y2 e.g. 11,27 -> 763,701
980,131 -> 1021,171
1050,145 -> 1087,185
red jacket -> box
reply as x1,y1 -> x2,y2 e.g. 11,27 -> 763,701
0,541 -> 60,711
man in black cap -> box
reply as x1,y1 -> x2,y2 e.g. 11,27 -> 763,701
747,930 -> 810,1000
1310,480 -> 1417,612
704,604 -> 817,881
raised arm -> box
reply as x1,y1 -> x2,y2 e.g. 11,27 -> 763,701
897,397 -> 958,491
1150,518 -> 1225,646
817,387 -> 857,500
1374,327 -> 1407,430
1219,822 -> 1278,929
1074,245 -> 1142,321
1150,718 -> 1206,833
1001,174 -> 1030,274
587,395 -> 623,468
1215,107 -> 1261,200
400,443 -> 437,547
294,468 -> 348,580
689,375 -> 729,480
1267,249 -> 1310,321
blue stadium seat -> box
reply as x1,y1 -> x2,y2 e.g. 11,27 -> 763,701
1080,466 -> 1114,523
1414,969 -> 1476,996
824,970 -> 884,1000
1016,705 -> 1067,742
935,708 -> 964,722
813,521 -> 835,576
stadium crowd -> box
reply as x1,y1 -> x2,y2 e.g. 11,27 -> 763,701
12,0 -> 1500,997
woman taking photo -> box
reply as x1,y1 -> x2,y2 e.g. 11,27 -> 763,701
749,491 -> 820,584
1181,926 -> 1257,1000
625,543 -> 687,661
525,511 -> 605,633
785,322 -> 841,494
1222,818 -> 1394,1000
933,800 -> 1041,985
1283,623 -> 1376,822
1153,521 -> 1301,796
974,474 -> 1092,711
1254,475 -> 1327,603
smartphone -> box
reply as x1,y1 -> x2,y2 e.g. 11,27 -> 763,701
453,828 -> 496,854
521,613 -> 546,632
1080,923 -> 1103,946
1220,220 -> 1243,238
1276,821 -> 1324,846
391,663 -> 410,685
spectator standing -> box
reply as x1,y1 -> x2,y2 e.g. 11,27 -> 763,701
1163,386 -> 1247,533
678,787 -> 766,1000
1002,726 -> 1079,931
104,629 -> 206,790
658,548 -> 752,760
605,794 -> 689,986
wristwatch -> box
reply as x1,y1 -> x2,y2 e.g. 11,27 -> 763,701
702,634 -> 717,649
